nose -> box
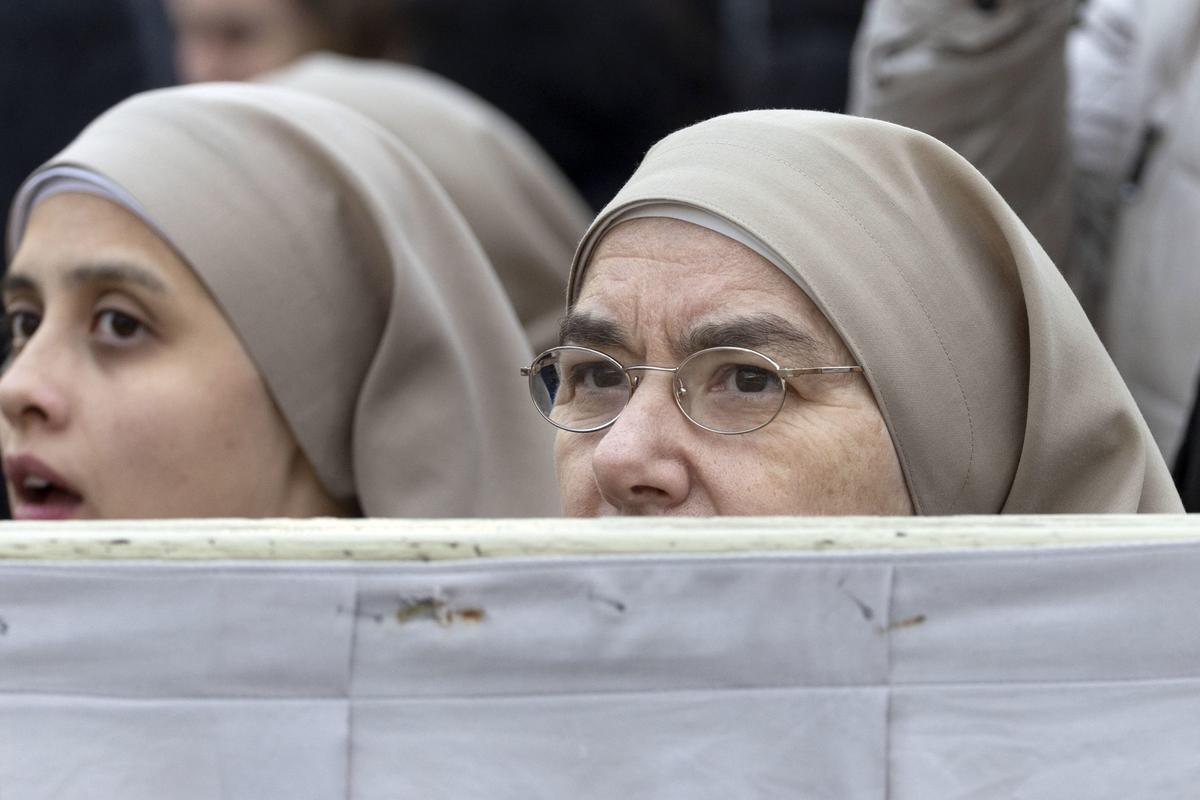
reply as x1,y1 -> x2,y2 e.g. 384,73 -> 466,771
0,334 -> 72,435
590,373 -> 692,513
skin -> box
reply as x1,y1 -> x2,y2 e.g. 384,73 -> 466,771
0,192 -> 345,519
168,0 -> 326,83
556,217 -> 914,517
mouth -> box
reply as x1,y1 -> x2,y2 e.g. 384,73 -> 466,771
4,455 -> 84,521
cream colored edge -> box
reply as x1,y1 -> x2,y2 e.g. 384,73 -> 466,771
0,515 -> 1197,561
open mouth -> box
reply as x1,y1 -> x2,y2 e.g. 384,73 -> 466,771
5,456 -> 84,521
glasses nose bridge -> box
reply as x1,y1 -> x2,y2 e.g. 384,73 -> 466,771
622,363 -> 680,391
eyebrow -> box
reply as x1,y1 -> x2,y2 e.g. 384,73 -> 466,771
1,263 -> 168,296
681,314 -> 830,364
561,309 -> 833,364
559,311 -> 630,350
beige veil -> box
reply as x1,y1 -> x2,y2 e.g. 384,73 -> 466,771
263,53 -> 592,352
7,83 -> 559,517
570,110 -> 1181,514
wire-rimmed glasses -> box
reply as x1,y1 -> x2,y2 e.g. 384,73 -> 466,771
521,345 -> 863,435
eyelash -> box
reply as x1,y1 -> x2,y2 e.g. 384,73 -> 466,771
2,306 -> 40,357
91,308 -> 147,344
2,305 -> 150,356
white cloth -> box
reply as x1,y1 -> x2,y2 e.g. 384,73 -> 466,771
851,0 -> 1200,460
3,538 -> 1200,797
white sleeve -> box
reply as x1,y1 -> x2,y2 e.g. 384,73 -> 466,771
849,0 -> 1077,264
1066,0 -> 1145,310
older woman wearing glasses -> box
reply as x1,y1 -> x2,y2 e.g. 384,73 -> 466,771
523,111 -> 1182,516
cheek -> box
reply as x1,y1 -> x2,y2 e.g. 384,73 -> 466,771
554,430 -> 600,515
849,413 -> 914,514
700,405 -> 910,515
101,375 -> 201,456
87,377 -> 218,513
793,409 -> 911,514
173,360 -> 295,471
95,355 -> 297,515
116,357 -> 273,439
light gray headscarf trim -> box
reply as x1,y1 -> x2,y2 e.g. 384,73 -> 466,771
572,202 -> 791,301
6,165 -> 163,262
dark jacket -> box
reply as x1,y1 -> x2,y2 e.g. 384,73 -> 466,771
2,0 -> 174,246
1176,382 -> 1200,511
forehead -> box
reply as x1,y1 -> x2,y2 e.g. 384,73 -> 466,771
574,217 -> 842,357
15,194 -> 166,262
8,193 -> 196,292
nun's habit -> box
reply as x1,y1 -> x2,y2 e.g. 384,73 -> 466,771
7,83 -> 559,517
264,53 -> 592,353
570,110 -> 1181,514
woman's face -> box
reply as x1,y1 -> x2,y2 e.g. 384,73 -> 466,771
169,0 -> 324,83
0,192 -> 342,520
555,218 -> 913,517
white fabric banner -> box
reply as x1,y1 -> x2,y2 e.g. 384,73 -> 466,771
1,517 -> 1198,798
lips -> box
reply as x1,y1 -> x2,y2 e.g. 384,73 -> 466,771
4,454 -> 84,521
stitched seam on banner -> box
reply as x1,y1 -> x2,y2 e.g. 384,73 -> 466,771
884,564 -> 897,800
279,672 -> 1200,692
7,674 -> 1200,702
343,574 -> 360,800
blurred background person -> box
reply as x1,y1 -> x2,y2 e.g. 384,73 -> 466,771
5,0 -> 873,262
850,0 -> 1200,468
401,0 -> 866,208
167,0 -> 866,209
168,0 -> 406,82
172,0 -> 868,348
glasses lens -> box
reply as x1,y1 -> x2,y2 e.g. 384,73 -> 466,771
528,348 -> 630,431
675,348 -> 786,433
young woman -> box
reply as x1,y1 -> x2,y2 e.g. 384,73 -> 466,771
2,83 -> 557,519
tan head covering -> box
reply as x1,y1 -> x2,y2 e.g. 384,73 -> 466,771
570,110 -> 1182,514
6,83 -> 559,517
262,53 -> 592,352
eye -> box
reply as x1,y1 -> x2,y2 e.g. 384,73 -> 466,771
92,309 -> 147,344
5,309 -> 41,351
733,365 -> 777,393
571,361 -> 626,391
2,309 -> 41,357
714,364 -> 782,395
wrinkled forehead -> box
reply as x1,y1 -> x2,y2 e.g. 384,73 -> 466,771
579,217 -> 800,307
570,217 -> 849,364
588,215 -> 761,268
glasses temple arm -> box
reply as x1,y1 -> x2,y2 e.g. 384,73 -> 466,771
778,366 -> 863,377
